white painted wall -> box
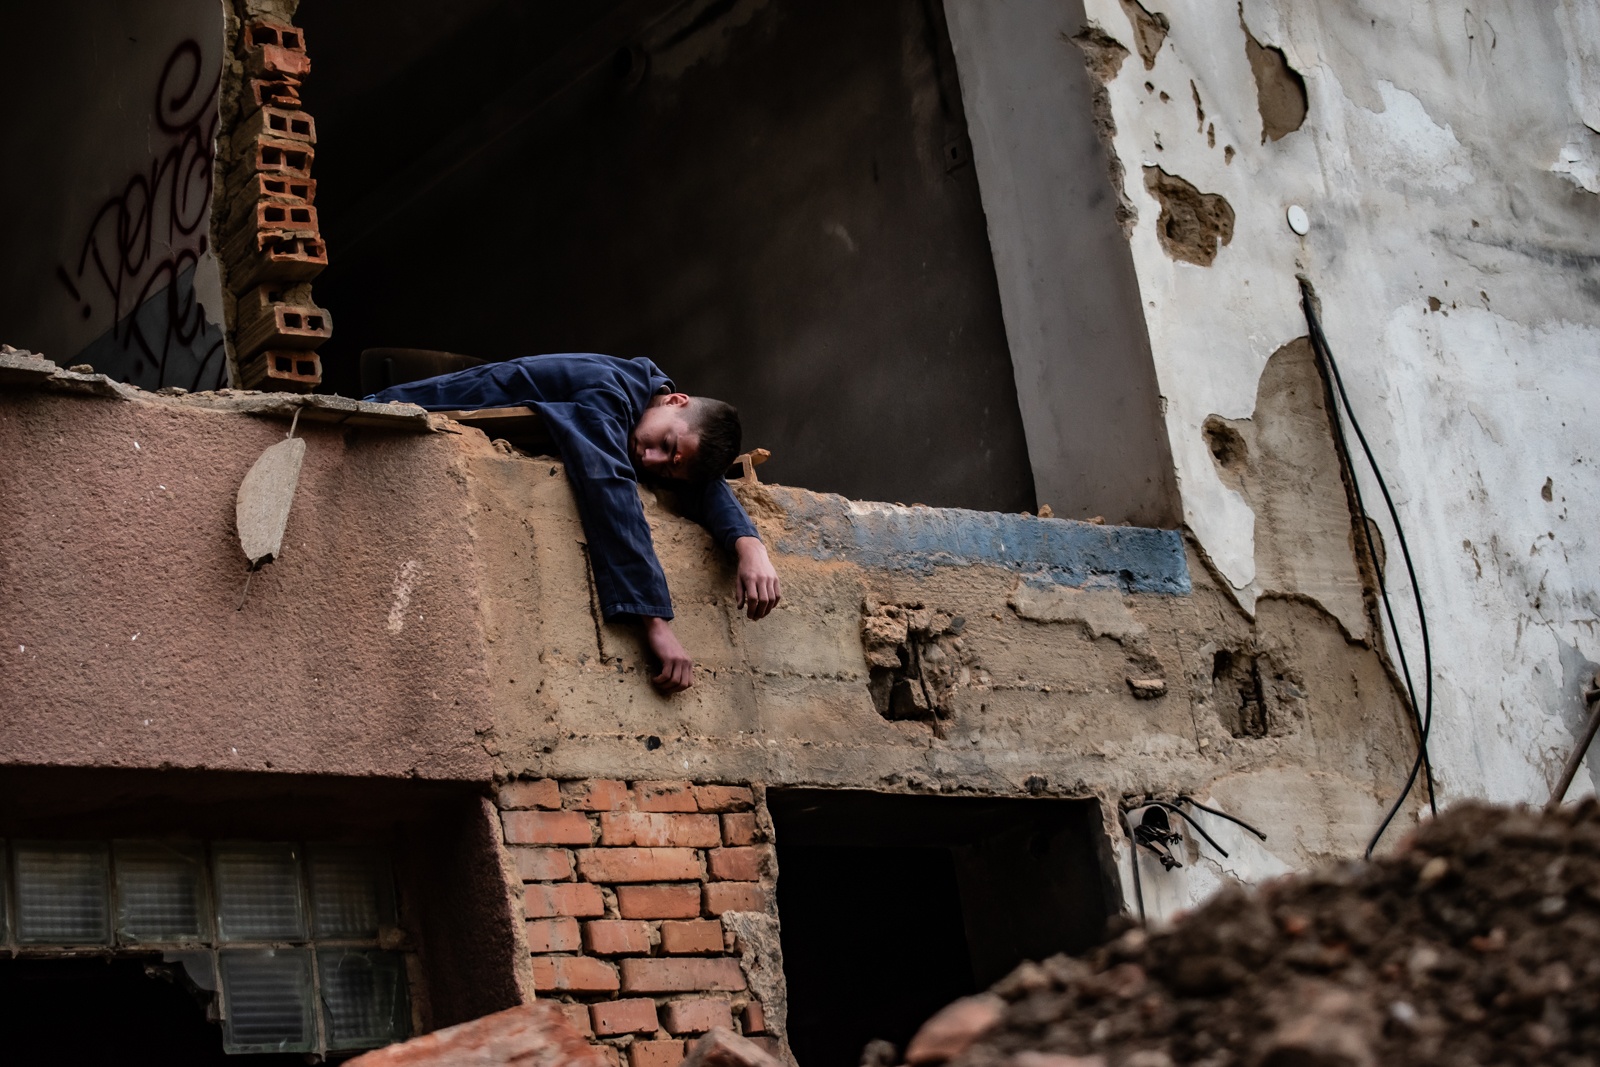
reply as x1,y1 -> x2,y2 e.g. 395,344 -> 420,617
1072,0 -> 1600,815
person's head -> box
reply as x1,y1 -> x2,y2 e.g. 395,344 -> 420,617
630,392 -> 743,483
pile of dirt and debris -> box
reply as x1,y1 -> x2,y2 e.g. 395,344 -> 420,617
905,800 -> 1600,1067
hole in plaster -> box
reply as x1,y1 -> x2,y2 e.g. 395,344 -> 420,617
1143,167 -> 1235,266
1240,14 -> 1307,143
1203,416 -> 1248,471
1118,0 -> 1170,70
1212,649 -> 1268,738
862,604 -> 971,726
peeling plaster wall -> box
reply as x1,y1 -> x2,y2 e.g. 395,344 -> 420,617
1067,0 -> 1600,815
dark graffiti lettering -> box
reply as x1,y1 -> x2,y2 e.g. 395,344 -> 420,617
58,39 -> 226,390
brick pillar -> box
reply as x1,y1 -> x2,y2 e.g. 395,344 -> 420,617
496,779 -> 787,1067
219,11 -> 329,392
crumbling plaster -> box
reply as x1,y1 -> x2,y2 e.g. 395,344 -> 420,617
1069,0 -> 1600,814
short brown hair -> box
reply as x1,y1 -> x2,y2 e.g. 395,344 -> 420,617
685,397 -> 742,483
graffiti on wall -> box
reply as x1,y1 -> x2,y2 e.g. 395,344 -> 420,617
55,39 -> 227,390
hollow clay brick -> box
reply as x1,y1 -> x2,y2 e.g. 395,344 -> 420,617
503,810 -> 594,846
721,813 -> 758,847
525,917 -> 581,953
742,1001 -> 767,1034
620,957 -> 747,994
530,956 -> 619,994
499,779 -> 562,811
249,77 -> 301,109
583,920 -> 654,956
246,43 -> 311,80
576,847 -> 702,884
590,998 -> 660,1036
661,998 -> 735,1035
514,848 -> 574,882
235,104 -> 317,146
703,883 -> 767,916
693,785 -> 754,813
635,780 -> 697,812
240,134 -> 314,177
629,1040 -> 687,1067
237,351 -> 321,392
563,779 -> 633,811
524,882 -> 605,919
600,812 -> 720,848
659,919 -> 723,955
617,884 -> 702,919
707,847 -> 767,882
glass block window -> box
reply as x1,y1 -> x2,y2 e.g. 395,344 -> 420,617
117,840 -> 209,942
0,839 -> 408,1057
215,843 -> 307,942
14,841 -> 110,944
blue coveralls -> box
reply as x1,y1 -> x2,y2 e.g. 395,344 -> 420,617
368,353 -> 759,622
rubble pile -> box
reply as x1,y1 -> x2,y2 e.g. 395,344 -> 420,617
919,801 -> 1600,1067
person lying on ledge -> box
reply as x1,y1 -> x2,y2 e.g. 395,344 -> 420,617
367,353 -> 781,694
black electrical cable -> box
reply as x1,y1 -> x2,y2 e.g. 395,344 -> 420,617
1298,278 -> 1438,857
1177,796 -> 1268,842
1148,801 -> 1229,859
1120,805 -> 1148,924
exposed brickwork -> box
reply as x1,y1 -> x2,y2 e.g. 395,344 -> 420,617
583,920 -> 655,956
514,847 -> 575,882
617,885 -> 702,919
721,813 -> 759,847
659,919 -> 724,955
590,999 -> 660,1036
661,997 -> 736,1035
629,1040 -> 687,1067
707,847 -> 768,882
499,778 -> 779,1062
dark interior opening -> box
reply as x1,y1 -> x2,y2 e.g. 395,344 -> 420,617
299,0 -> 1036,512
770,789 -> 1116,1067
0,956 -> 309,1065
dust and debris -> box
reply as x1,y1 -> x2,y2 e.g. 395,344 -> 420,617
1070,25 -> 1139,236
1118,0 -> 1170,70
932,800 -> 1600,1067
1142,167 -> 1235,266
1241,13 -> 1308,143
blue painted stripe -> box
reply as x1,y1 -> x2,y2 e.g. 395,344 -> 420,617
767,489 -> 1190,595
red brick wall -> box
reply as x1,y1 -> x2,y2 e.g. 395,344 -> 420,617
497,778 -> 783,1065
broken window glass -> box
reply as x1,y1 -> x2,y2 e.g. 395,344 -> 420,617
318,948 -> 408,1050
219,948 -> 316,1054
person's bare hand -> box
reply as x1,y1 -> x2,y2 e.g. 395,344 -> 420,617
734,537 -> 782,621
643,616 -> 693,693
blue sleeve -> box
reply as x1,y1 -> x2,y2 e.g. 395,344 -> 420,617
538,402 -> 675,622
679,478 -> 760,551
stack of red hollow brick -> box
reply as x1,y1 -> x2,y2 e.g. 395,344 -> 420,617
223,16 -> 331,391
498,778 -> 781,1067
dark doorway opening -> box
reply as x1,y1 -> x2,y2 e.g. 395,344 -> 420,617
0,956 -> 306,1065
298,0 -> 1035,512
770,789 -> 1116,1067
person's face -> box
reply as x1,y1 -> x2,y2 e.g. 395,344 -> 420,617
630,394 -> 700,480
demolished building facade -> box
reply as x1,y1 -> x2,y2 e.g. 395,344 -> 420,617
1,0 -> 1596,1063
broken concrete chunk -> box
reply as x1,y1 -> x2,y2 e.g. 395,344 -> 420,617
1007,582 -> 1146,643
1127,677 -> 1168,699
342,1002 -> 604,1066
681,1028 -> 783,1067
236,436 -> 306,567
905,993 -> 1006,1064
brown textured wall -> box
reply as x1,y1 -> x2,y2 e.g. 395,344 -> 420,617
0,391 -> 493,779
